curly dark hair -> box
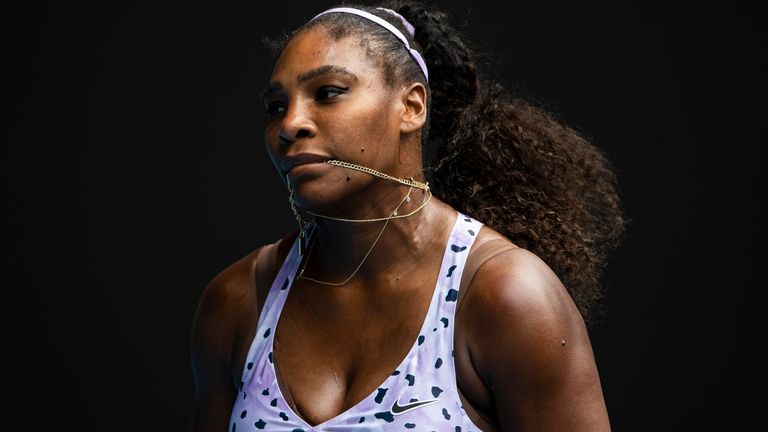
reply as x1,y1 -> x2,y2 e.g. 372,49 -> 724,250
263,0 -> 627,324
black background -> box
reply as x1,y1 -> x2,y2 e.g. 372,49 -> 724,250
5,1 -> 764,430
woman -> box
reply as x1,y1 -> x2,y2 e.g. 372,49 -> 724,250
191,2 -> 625,431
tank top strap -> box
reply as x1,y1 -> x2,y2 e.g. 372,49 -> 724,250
435,212 -> 485,319
410,211 -> 484,423
238,223 -> 315,387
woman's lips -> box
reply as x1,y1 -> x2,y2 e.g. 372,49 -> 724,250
281,153 -> 332,174
287,161 -> 329,177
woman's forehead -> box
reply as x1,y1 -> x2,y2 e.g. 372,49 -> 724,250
271,28 -> 377,84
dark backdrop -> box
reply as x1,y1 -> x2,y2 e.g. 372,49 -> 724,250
6,1 -> 763,430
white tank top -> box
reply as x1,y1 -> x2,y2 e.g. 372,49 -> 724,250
229,211 -> 485,431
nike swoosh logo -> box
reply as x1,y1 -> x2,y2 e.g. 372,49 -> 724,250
391,396 -> 440,415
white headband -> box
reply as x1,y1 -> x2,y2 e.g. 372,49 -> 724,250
309,7 -> 429,82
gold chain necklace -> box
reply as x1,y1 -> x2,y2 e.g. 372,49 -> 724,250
297,184 -> 416,286
303,159 -> 431,223
306,190 -> 432,223
325,159 -> 430,191
286,158 -> 432,283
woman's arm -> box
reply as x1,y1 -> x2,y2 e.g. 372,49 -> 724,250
189,246 -> 266,431
463,248 -> 611,431
189,274 -> 239,431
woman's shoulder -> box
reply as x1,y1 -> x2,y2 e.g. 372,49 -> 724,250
458,226 -> 607,429
191,230 -> 301,346
200,230 -> 300,315
190,231 -> 301,407
462,224 -> 586,340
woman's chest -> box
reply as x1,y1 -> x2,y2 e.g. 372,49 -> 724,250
273,281 -> 439,423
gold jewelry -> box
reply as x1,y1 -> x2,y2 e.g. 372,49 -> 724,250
305,188 -> 432,223
285,159 -> 430,256
297,185 -> 415,286
324,160 -> 429,191
287,173 -> 314,255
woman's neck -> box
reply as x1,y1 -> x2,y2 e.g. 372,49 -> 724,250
301,191 -> 454,286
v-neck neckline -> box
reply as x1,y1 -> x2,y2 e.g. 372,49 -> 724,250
268,211 -> 461,429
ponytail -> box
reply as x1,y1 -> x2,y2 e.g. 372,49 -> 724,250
394,1 -> 626,323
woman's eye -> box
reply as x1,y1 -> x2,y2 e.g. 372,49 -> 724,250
317,86 -> 349,100
264,101 -> 285,117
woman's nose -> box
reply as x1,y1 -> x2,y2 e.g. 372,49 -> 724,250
278,102 -> 317,146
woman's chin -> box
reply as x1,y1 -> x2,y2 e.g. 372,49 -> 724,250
291,187 -> 341,216
286,169 -> 367,217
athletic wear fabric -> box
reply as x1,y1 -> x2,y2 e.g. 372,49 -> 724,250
229,211 -> 485,431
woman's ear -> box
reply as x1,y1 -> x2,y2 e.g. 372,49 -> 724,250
399,82 -> 427,134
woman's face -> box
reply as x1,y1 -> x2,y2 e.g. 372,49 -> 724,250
262,26 -> 408,216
